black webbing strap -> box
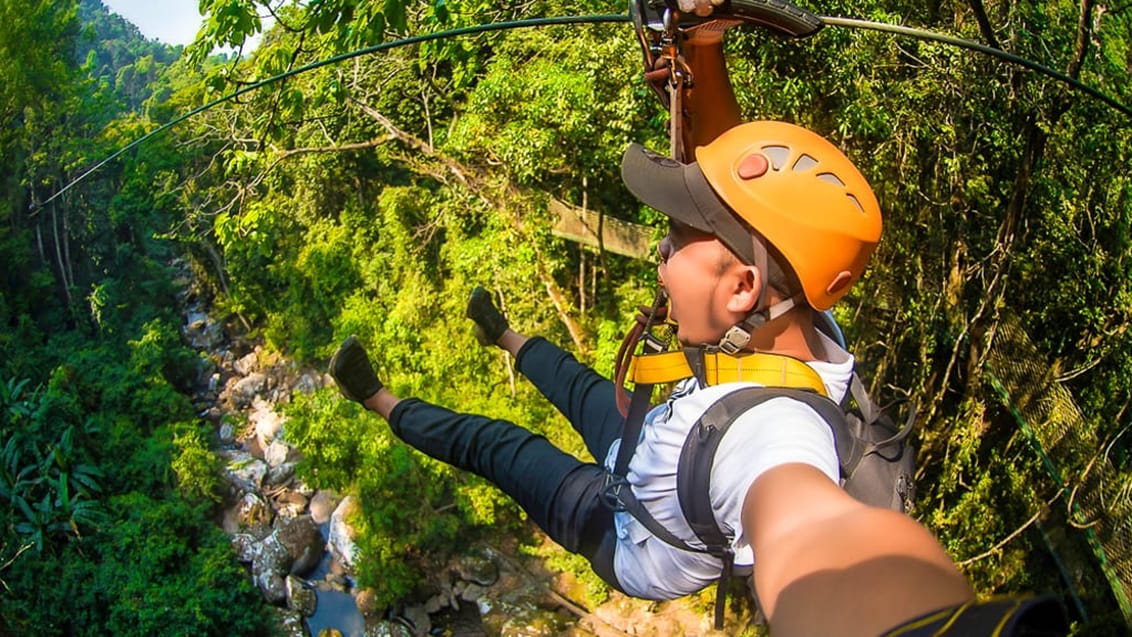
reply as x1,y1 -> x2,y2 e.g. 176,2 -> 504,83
613,380 -> 654,478
677,388 -> 791,552
676,388 -> 808,628
715,553 -> 734,629
612,334 -> 667,478
617,488 -> 702,553
617,481 -> 736,629
604,334 -> 663,513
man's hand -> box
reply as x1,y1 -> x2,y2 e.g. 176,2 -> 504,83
677,0 -> 724,17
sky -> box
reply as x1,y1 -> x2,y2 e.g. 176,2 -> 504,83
101,0 -> 207,46
101,0 -> 267,49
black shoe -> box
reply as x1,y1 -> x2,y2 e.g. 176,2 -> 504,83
466,287 -> 510,346
329,335 -> 383,403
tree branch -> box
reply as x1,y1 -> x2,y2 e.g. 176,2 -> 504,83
272,136 -> 396,161
956,491 -> 1061,566
967,0 -> 1001,49
349,96 -> 490,196
349,96 -> 433,154
540,267 -> 589,355
1068,0 -> 1097,79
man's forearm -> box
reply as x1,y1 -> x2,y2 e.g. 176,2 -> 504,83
743,464 -> 974,637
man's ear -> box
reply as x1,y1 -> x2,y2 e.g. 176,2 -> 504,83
727,264 -> 762,314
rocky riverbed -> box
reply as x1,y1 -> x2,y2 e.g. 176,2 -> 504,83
175,264 -> 756,637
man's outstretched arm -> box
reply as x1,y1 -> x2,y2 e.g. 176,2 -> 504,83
743,463 -> 975,637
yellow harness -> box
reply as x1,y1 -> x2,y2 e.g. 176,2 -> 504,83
627,349 -> 828,396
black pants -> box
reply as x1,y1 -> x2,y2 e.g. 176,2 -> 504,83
387,337 -> 626,590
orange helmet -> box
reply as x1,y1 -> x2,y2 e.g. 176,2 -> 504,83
622,121 -> 882,310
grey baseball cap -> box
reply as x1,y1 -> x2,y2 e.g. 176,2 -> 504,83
620,142 -> 758,265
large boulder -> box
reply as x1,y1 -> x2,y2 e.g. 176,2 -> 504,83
362,622 -> 412,637
286,575 -> 318,617
276,515 -> 324,576
270,607 -> 309,637
455,550 -> 500,587
309,490 -> 341,525
355,588 -> 380,618
264,439 -> 292,468
478,593 -> 570,637
251,534 -> 292,604
223,452 -> 269,493
235,491 -> 273,534
231,532 -> 258,563
229,372 -> 268,409
185,313 -> 226,351
273,489 -> 308,520
327,496 -> 361,570
234,350 -> 259,377
265,462 -> 296,488
250,396 -> 284,447
292,371 -> 323,395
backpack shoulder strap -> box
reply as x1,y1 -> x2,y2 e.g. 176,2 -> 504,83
676,386 -> 851,553
674,385 -> 844,630
613,348 -> 827,480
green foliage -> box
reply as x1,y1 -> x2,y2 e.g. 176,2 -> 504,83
540,542 -> 610,609
3,471 -> 271,636
0,2 -> 282,634
0,347 -> 271,633
100,414 -> 175,496
282,389 -> 385,489
76,0 -> 182,110
283,388 -> 518,605
129,318 -> 201,392
171,423 -> 224,504
5,0 -> 1132,629
267,218 -> 365,358
1,374 -> 106,554
58,341 -> 194,433
350,442 -> 466,606
87,492 -> 271,636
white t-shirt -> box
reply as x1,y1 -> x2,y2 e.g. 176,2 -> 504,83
605,333 -> 854,600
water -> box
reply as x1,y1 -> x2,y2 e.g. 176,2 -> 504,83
304,524 -> 366,637
300,524 -> 486,636
305,584 -> 366,637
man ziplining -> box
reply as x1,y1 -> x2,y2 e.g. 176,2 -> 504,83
329,1 -> 1070,633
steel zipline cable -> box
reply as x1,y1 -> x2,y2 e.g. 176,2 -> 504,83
32,12 -> 1131,211
822,17 -> 1132,120
31,14 -> 630,212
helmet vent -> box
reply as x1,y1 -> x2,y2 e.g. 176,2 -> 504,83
793,154 -> 819,172
817,172 -> 846,187
763,145 -> 790,170
846,193 -> 865,214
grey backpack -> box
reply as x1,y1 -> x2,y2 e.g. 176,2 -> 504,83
614,373 -> 917,627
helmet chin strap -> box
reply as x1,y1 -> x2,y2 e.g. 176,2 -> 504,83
715,232 -> 800,354
716,295 -> 800,354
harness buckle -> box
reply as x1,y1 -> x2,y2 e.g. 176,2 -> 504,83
717,325 -> 751,355
600,473 -> 630,512
641,331 -> 667,355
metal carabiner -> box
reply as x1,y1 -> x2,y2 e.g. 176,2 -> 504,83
656,8 -> 697,160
